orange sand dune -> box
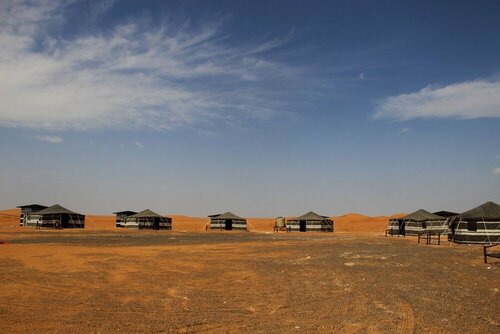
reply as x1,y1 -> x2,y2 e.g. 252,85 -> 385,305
0,208 -> 403,234
247,218 -> 275,231
169,215 -> 209,232
84,215 -> 115,230
332,213 -> 389,233
335,212 -> 371,221
0,208 -> 20,227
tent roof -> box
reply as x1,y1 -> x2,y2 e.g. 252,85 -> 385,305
293,211 -> 330,221
128,209 -> 165,218
17,204 -> 48,210
37,204 -> 80,215
433,210 -> 459,218
457,201 -> 500,220
401,209 -> 444,221
113,210 -> 137,215
210,212 -> 245,220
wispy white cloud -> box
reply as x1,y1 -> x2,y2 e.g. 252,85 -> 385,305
35,135 -> 64,143
493,167 -> 500,175
374,79 -> 500,121
398,127 -> 410,135
134,142 -> 144,150
0,1 -> 300,131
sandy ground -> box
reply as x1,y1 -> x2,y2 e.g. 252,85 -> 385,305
0,209 -> 498,333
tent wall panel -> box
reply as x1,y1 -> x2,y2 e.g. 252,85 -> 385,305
39,213 -> 85,229
404,220 -> 447,235
286,220 -> 334,232
210,218 -> 247,230
451,220 -> 500,244
387,220 -> 401,234
24,214 -> 43,227
123,210 -> 172,230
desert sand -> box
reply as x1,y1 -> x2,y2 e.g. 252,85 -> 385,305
0,208 -> 498,333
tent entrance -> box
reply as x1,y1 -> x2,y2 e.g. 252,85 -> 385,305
61,214 -> 69,228
450,221 -> 457,240
224,219 -> 233,231
299,220 -> 307,232
398,221 -> 405,235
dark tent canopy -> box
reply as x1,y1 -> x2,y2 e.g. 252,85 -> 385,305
128,209 -> 164,218
295,211 -> 330,221
113,210 -> 137,215
37,204 -> 79,215
400,209 -> 444,222
433,211 -> 459,218
17,204 -> 48,211
456,201 -> 500,220
211,212 -> 245,220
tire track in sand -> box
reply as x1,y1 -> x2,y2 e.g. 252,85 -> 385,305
332,291 -> 351,331
397,303 -> 415,334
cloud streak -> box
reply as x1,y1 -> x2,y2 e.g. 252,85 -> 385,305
397,127 -> 410,135
494,167 -> 500,175
374,79 -> 500,121
35,135 -> 64,143
0,1 -> 300,131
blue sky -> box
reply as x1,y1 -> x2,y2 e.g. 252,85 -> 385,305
0,0 -> 499,216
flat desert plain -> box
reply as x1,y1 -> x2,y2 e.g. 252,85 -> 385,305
0,209 -> 498,333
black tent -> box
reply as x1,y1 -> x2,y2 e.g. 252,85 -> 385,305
36,204 -> 85,229
287,211 -> 333,232
388,209 -> 446,236
449,201 -> 500,244
113,210 -> 137,228
17,204 -> 48,226
209,212 -> 247,231
124,209 -> 172,230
